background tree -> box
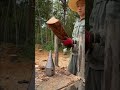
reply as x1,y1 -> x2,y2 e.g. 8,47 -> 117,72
35,0 -> 77,51
35,0 -> 52,45
0,0 -> 35,59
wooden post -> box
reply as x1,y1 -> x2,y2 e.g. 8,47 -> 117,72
54,35 -> 59,66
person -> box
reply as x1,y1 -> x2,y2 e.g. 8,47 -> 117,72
85,0 -> 107,90
103,0 -> 120,90
85,0 -> 120,90
62,0 -> 85,75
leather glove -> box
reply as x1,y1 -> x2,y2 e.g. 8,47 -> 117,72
62,38 -> 73,48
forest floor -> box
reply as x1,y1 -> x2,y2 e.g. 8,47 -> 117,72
35,46 -> 81,90
0,43 -> 81,90
0,43 -> 34,90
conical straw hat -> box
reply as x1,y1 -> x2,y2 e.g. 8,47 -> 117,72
68,0 -> 85,12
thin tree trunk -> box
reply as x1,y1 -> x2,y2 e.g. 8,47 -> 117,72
51,0 -> 54,45
54,35 -> 59,66
13,0 -> 18,47
39,18 -> 43,44
4,0 -> 10,45
37,21 -> 40,44
63,0 -> 66,25
18,6 -> 23,45
40,23 -> 43,44
63,9 -> 66,25
36,0 -> 42,44
59,0 -> 67,25
45,27 -> 48,42
51,31 -> 53,45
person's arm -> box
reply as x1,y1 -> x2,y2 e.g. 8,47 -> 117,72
62,20 -> 77,47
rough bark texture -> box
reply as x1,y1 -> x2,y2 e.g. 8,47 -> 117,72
47,20 -> 68,40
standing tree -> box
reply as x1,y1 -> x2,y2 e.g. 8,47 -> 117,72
59,0 -> 67,25
35,0 -> 52,45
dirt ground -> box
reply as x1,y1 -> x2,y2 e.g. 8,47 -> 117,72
35,48 -> 81,90
35,49 -> 70,68
0,43 -> 34,90
0,43 -> 81,90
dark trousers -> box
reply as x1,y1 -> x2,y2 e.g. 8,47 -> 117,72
85,67 -> 103,90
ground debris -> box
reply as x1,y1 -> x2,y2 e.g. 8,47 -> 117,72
35,49 -> 81,90
0,43 -> 33,89
18,80 -> 30,84
39,66 -> 45,70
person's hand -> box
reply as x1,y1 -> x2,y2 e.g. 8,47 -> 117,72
62,38 -> 73,48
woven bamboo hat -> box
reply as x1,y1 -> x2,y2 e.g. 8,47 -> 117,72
68,0 -> 85,12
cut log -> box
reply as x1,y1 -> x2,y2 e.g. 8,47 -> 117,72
46,17 -> 68,40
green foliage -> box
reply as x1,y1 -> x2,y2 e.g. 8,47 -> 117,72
65,9 -> 77,37
35,0 -> 52,24
19,36 -> 35,60
35,0 -> 53,45
52,0 -> 77,37
1,0 -> 34,60
0,0 -> 34,46
43,41 -> 54,51
35,0 -> 77,50
53,0 -> 63,19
